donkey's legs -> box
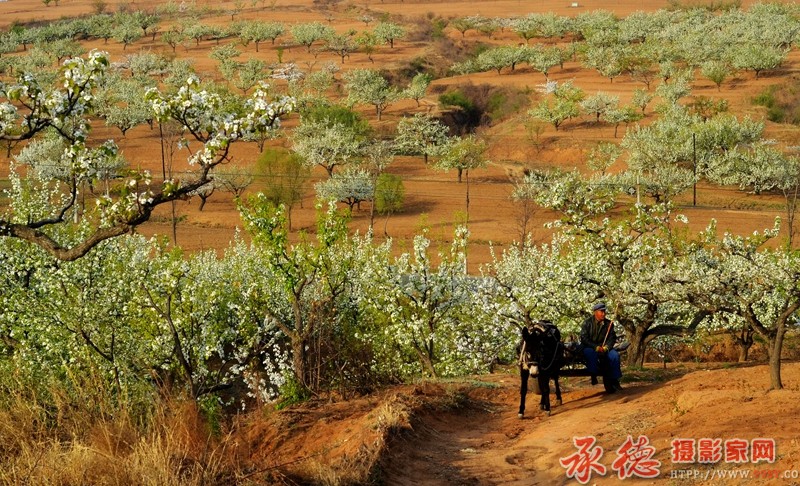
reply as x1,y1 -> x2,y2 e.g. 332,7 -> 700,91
553,374 -> 562,407
537,373 -> 551,414
518,366 -> 529,417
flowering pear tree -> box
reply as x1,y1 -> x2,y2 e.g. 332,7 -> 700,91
325,33 -> 358,64
512,15 -> 542,44
481,234 -> 593,337
519,169 -> 713,365
581,92 -> 619,124
526,45 -> 563,80
586,141 -> 622,175
0,233 -> 156,400
570,206 -> 714,366
291,22 -> 335,52
365,226 -> 472,377
583,44 -> 626,83
617,163 -> 695,206
393,113 -> 450,164
729,43 -> 788,79
574,10 -> 619,45
701,60 -> 733,91
239,20 -> 284,52
126,51 -> 168,79
708,143 -> 800,246
373,21 -> 405,49
435,134 -> 488,184
684,221 -> 798,389
454,276 -> 525,373
291,117 -> 364,176
343,69 -> 400,121
315,166 -> 374,210
529,81 -> 584,131
112,21 -> 143,50
230,58 -> 268,95
623,47 -> 659,89
362,139 -> 395,231
450,16 -> 483,38
239,199 -> 369,393
0,51 -> 294,261
95,74 -> 154,135
529,98 -> 577,132
160,28 -> 185,52
514,168 -> 617,230
602,105 -> 640,139
467,45 -> 530,74
136,247 -> 233,399
631,88 -> 653,115
622,105 -> 763,205
403,72 -> 432,107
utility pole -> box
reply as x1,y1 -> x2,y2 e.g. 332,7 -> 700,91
693,132 -> 697,207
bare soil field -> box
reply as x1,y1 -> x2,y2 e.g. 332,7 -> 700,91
2,0 -> 794,272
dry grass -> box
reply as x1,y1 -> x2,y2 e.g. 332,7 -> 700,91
0,375 -> 435,486
0,381 -> 246,486
287,393 -> 417,485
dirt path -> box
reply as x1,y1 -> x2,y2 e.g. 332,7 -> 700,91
380,375 -> 631,485
377,364 -> 800,485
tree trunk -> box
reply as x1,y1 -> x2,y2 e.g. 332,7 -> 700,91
767,332 -> 784,390
383,212 -> 391,237
291,338 -> 308,388
416,345 -> 437,377
290,298 -> 310,389
734,326 -> 754,362
738,344 -> 750,363
625,326 -> 647,367
171,200 -> 178,244
369,185 -> 377,234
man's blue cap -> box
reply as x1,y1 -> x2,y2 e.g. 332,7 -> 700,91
592,302 -> 607,312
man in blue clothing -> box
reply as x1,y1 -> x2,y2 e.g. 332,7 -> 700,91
580,302 -> 622,392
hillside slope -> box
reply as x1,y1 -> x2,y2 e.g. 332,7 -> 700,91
241,362 -> 800,485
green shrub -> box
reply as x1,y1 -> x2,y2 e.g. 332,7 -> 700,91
752,84 -> 800,124
198,395 -> 223,437
486,89 -> 529,123
275,373 -> 311,410
439,84 -> 529,133
430,16 -> 448,40
439,90 -> 475,112
301,103 -> 372,137
375,173 -> 404,215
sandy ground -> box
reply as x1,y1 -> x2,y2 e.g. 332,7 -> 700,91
243,361 -> 800,485
383,363 -> 800,486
